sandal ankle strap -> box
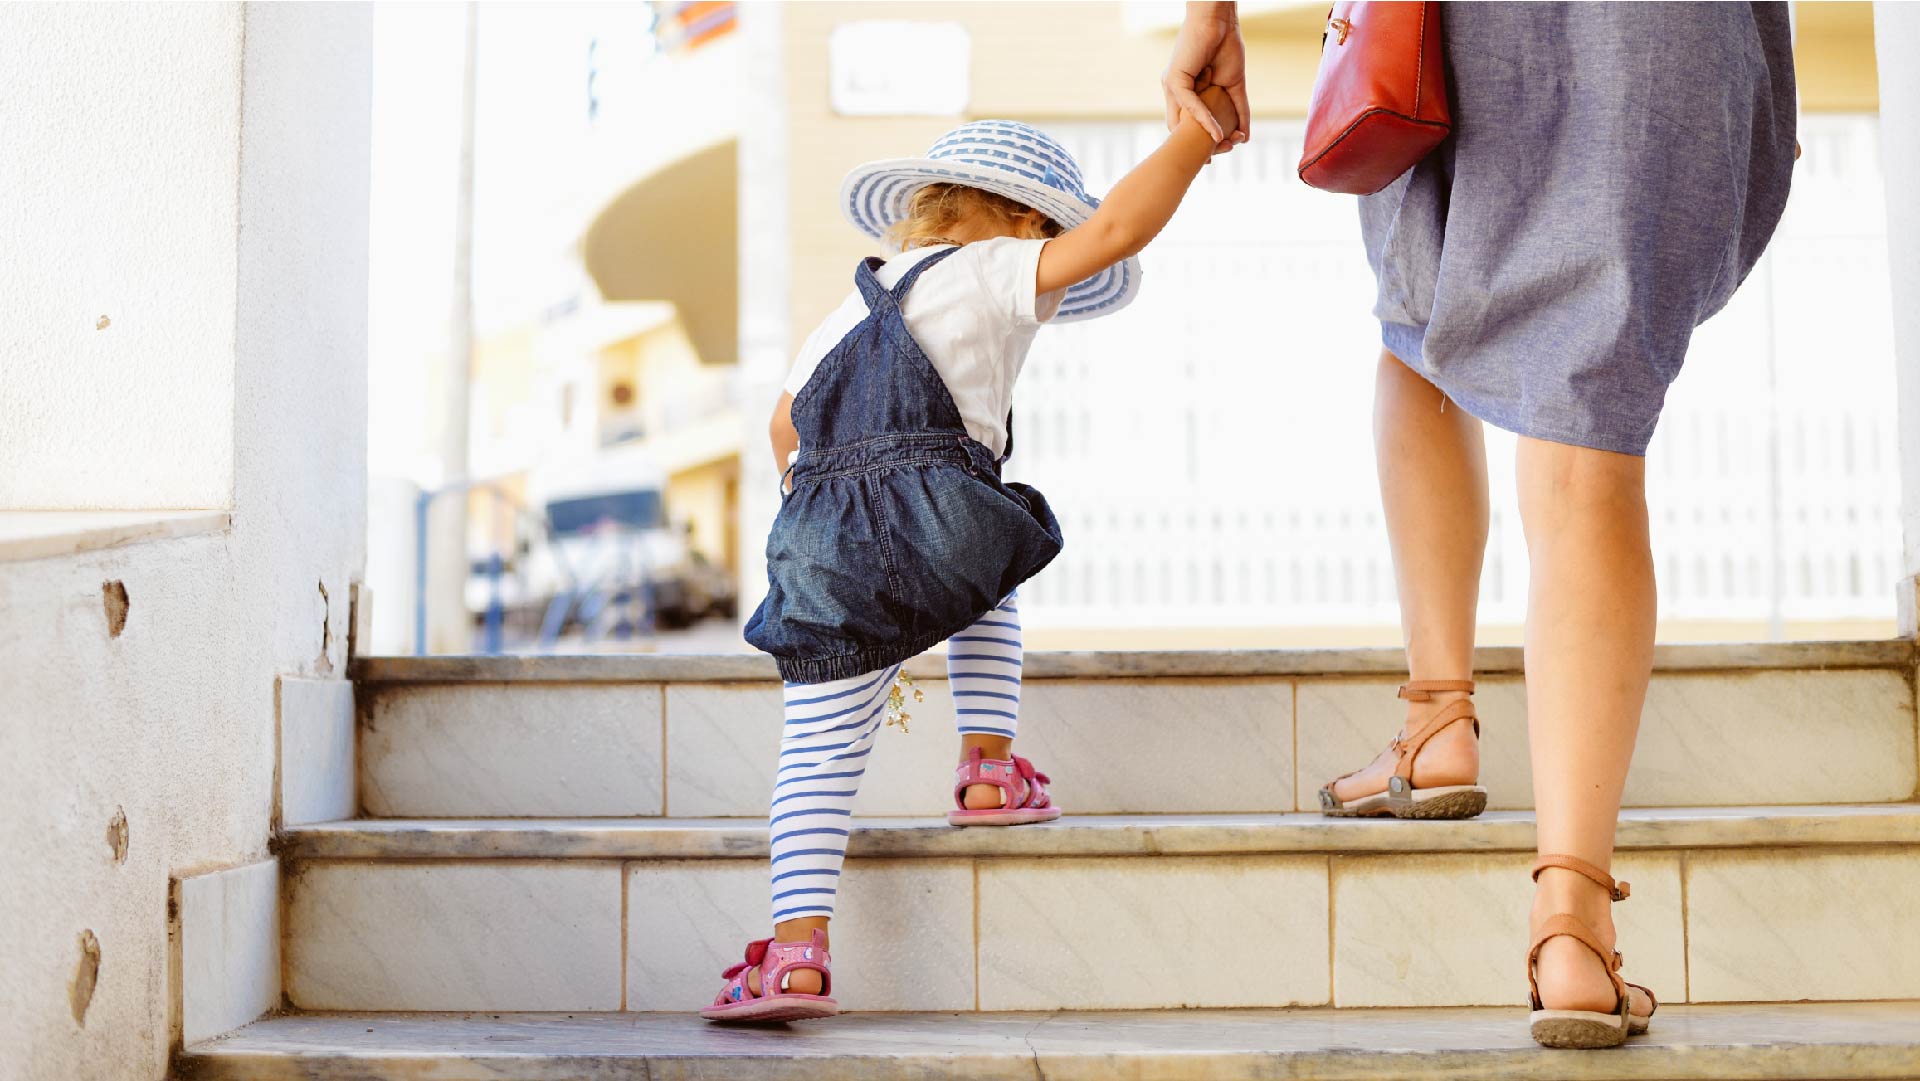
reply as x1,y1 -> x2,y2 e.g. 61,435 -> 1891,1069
1390,697 -> 1480,780
1398,679 -> 1475,701
1532,854 -> 1630,901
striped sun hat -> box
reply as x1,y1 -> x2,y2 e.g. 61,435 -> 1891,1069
839,120 -> 1141,323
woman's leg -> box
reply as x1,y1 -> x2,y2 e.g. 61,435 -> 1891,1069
1514,437 -> 1657,1014
753,663 -> 901,995
949,593 -> 1023,808
1329,350 -> 1489,801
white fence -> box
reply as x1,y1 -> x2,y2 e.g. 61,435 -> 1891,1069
1010,116 -> 1900,633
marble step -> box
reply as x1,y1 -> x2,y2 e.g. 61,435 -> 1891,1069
276,806 -> 1920,1014
180,1003 -> 1920,1081
278,804 -> 1920,860
351,640 -> 1919,817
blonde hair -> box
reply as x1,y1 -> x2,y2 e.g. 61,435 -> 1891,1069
885,183 -> 1062,251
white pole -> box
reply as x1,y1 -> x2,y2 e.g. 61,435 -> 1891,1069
735,1 -> 790,628
428,2 -> 479,652
1877,3 -> 1920,634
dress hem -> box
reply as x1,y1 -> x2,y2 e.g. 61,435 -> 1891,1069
1378,323 -> 1654,457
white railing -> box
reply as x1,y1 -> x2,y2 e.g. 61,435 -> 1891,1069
1011,116 -> 1900,633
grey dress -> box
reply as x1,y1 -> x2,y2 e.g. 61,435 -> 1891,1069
1360,2 -> 1798,455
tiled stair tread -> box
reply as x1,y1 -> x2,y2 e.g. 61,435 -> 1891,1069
180,1003 -> 1920,1081
350,638 -> 1914,684
279,803 -> 1920,860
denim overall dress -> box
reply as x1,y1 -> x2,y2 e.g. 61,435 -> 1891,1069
745,247 -> 1065,684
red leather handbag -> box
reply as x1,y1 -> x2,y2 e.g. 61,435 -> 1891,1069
1297,1 -> 1451,195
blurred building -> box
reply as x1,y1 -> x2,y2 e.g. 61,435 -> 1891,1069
571,3 -> 743,576
368,3 -> 748,652
391,1 -> 1897,652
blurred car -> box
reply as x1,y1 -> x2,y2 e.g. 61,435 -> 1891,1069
464,445 -> 736,644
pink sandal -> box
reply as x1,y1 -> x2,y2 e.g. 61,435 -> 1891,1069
946,748 -> 1063,826
699,929 -> 837,1022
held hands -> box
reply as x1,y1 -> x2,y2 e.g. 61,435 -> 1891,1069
1195,84 -> 1238,154
1033,9 -> 1248,298
1162,1 -> 1250,152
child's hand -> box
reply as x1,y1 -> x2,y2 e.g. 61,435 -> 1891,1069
1196,85 -> 1239,150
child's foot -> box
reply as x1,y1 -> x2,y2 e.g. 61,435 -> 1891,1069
700,929 -> 837,1022
963,780 -> 1006,810
746,957 -> 824,997
947,747 -> 1062,826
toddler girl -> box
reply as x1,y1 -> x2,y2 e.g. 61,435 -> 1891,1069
703,88 -> 1238,1023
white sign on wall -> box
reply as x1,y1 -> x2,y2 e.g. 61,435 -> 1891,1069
828,21 -> 970,117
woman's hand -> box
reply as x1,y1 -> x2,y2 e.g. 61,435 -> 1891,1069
1163,2 -> 1250,152
1197,86 -> 1238,151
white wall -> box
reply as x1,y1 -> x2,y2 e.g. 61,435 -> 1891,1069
0,5 -> 242,511
0,4 -> 371,1079
1879,3 -> 1920,585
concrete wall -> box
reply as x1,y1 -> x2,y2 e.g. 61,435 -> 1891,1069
0,4 -> 371,1079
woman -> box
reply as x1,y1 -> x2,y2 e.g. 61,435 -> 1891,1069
1165,1 -> 1797,1049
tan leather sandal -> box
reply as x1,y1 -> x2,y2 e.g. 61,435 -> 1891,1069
1317,679 -> 1488,819
1527,854 -> 1658,1049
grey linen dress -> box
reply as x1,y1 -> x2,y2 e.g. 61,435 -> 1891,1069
1360,2 -> 1798,455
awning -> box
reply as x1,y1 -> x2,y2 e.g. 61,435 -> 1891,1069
579,138 -> 737,366
575,32 -> 740,367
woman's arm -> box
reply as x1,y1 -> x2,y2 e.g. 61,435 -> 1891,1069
1164,2 -> 1249,148
1035,88 -> 1236,297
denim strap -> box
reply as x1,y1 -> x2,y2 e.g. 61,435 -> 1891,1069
888,244 -> 959,301
853,245 -> 961,313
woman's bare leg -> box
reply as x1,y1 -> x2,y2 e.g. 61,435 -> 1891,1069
1331,349 -> 1489,801
1515,436 -> 1657,1014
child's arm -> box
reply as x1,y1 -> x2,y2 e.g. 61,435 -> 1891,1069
1034,87 -> 1237,297
770,392 -> 799,476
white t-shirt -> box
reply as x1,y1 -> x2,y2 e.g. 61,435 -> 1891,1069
783,238 -> 1063,459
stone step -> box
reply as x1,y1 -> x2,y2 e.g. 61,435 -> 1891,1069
279,804 -> 1920,860
276,806 -> 1920,1014
179,1003 -> 1920,1081
352,640 -> 1918,818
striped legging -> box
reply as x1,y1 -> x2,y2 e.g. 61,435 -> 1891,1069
768,594 -> 1023,923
